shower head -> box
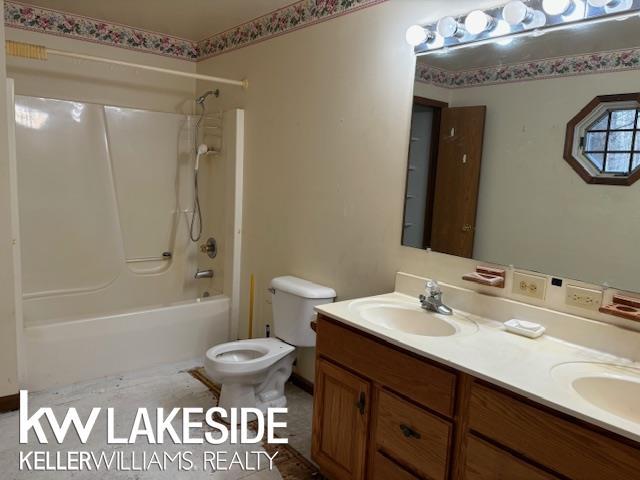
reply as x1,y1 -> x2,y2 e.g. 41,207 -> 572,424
195,89 -> 220,105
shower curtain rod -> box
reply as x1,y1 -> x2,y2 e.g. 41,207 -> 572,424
5,40 -> 248,89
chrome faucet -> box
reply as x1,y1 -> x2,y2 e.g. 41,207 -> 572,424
419,280 -> 453,315
194,269 -> 214,279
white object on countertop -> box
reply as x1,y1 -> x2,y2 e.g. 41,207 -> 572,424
504,319 -> 546,339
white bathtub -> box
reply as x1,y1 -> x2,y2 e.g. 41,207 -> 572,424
23,295 -> 230,391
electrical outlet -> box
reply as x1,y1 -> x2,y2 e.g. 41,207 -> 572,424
565,285 -> 602,311
512,272 -> 547,300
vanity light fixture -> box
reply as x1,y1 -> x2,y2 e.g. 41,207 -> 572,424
542,0 -> 575,16
437,16 -> 466,38
465,10 -> 496,35
405,25 -> 430,46
413,0 -> 640,55
503,1 -> 547,27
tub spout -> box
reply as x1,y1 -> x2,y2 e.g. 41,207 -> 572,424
195,269 -> 214,279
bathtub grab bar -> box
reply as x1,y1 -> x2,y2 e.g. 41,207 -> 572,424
126,252 -> 172,263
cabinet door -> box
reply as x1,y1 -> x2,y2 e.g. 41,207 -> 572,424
312,359 -> 370,480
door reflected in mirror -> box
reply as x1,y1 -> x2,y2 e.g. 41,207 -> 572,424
403,97 -> 485,258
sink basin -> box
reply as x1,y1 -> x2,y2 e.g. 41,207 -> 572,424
348,299 -> 478,337
552,362 -> 640,424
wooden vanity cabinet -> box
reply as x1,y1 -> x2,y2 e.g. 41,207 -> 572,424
311,358 -> 370,480
312,315 -> 640,480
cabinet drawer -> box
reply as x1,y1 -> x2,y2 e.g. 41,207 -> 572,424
374,389 -> 451,480
468,382 -> 640,480
317,316 -> 456,416
464,434 -> 558,480
371,452 -> 419,480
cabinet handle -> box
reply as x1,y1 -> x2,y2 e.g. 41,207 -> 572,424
356,392 -> 366,415
399,424 -> 421,439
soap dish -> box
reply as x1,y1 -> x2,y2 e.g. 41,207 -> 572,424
504,319 -> 545,339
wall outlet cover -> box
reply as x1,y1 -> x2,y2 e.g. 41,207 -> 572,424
512,272 -> 547,300
565,285 -> 602,311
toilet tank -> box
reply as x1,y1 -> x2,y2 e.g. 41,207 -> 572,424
270,276 -> 336,347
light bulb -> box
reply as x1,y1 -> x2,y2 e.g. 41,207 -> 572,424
542,0 -> 573,15
437,16 -> 465,38
465,10 -> 495,35
405,25 -> 428,46
587,0 -> 632,11
503,1 -> 547,28
503,1 -> 531,24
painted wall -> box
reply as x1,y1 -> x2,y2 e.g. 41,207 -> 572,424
0,0 -> 19,398
195,0 -> 507,381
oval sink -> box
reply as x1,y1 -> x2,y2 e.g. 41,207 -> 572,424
573,377 -> 640,423
552,362 -> 640,424
348,299 -> 478,337
362,305 -> 456,336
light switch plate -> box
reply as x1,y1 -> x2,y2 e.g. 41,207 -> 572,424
512,272 -> 547,300
565,285 -> 602,311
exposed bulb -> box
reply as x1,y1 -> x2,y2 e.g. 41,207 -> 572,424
503,1 -> 531,24
405,25 -> 428,46
503,1 -> 547,27
542,0 -> 574,15
437,16 -> 465,38
464,10 -> 495,35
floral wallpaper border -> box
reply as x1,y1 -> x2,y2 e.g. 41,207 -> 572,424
196,0 -> 387,60
4,0 -> 387,62
416,47 -> 640,89
4,1 -> 199,60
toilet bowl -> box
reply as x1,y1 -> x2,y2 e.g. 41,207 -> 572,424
204,276 -> 336,414
205,337 -> 296,412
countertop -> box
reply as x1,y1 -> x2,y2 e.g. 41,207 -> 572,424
316,291 -> 640,443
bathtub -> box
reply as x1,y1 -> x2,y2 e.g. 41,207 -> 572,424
22,295 -> 230,391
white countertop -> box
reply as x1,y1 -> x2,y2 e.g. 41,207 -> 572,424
316,291 -> 640,443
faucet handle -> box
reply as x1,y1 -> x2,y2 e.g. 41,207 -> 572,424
425,280 -> 442,296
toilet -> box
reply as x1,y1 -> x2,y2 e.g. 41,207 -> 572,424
205,276 -> 336,413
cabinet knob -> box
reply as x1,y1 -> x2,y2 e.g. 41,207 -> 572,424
399,424 -> 421,439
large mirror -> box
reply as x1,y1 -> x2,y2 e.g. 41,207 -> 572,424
402,15 -> 640,292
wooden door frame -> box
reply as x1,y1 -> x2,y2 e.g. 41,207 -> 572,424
402,96 -> 448,249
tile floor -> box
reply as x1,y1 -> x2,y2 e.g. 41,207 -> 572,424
0,361 -> 315,479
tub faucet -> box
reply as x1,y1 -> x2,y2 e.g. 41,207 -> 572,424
195,269 -> 214,279
419,280 -> 453,316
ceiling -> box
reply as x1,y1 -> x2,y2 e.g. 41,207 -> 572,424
21,0 -> 296,41
419,15 -> 640,71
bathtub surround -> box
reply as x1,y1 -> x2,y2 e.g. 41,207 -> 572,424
12,101 -> 246,391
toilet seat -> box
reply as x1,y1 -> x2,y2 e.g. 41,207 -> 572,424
206,337 -> 295,377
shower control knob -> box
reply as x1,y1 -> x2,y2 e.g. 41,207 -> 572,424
200,237 -> 217,258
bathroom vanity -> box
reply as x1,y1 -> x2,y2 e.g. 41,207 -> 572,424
310,275 -> 640,480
